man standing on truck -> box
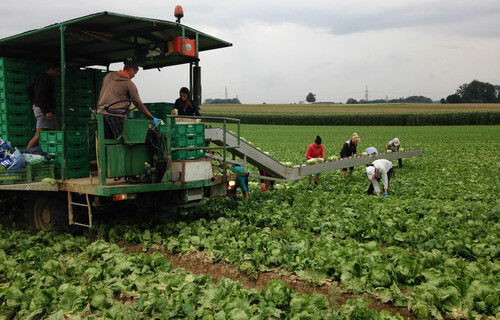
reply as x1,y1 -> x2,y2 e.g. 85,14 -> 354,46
96,61 -> 161,139
26,63 -> 61,149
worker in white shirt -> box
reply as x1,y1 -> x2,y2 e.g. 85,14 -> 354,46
366,159 -> 394,198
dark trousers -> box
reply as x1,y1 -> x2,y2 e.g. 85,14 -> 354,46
398,158 -> 403,168
103,115 -> 125,139
367,167 -> 394,195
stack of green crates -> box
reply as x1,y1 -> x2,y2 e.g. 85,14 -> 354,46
53,67 -> 103,161
0,57 -> 33,148
39,131 -> 89,179
164,122 -> 205,160
131,102 -> 174,120
54,67 -> 94,131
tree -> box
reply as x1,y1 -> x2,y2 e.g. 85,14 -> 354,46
346,98 -> 358,104
446,94 -> 463,104
305,92 -> 316,103
455,80 -> 498,103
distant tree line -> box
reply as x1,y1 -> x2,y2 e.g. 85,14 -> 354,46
201,112 -> 500,126
203,98 -> 241,104
346,96 -> 433,104
441,80 -> 500,104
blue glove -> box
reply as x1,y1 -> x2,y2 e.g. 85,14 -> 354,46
384,192 -> 389,199
150,117 -> 161,127
376,193 -> 381,197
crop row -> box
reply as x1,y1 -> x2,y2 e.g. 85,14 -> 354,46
203,112 -> 500,126
0,227 -> 405,319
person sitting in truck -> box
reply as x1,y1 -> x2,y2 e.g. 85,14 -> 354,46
386,137 -> 403,168
340,132 -> 360,178
174,87 -> 201,116
26,63 -> 61,149
96,60 -> 161,139
228,165 -> 249,201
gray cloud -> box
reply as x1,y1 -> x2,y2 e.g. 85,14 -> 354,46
0,1 -> 499,103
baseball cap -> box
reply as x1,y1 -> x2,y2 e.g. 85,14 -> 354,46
366,166 -> 376,179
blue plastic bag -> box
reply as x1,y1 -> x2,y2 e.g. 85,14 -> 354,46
0,150 -> 12,169
8,149 -> 26,170
0,139 -> 11,152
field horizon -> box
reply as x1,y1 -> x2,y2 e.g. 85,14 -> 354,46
200,103 -> 500,115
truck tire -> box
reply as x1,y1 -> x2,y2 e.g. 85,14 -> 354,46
25,193 -> 69,232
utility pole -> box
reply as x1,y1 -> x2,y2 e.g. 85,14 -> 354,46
365,85 -> 368,101
225,86 -> 228,99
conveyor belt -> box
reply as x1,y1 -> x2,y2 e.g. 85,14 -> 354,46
205,127 -> 424,181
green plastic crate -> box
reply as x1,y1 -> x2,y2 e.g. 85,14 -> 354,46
40,143 -> 87,157
32,164 -> 55,181
171,135 -> 205,148
51,155 -> 88,168
0,164 -> 54,185
172,149 -> 205,160
39,131 -> 87,145
0,79 -> 28,91
40,143 -> 63,156
0,170 -> 25,184
0,100 -> 29,113
0,70 -> 28,82
54,164 -> 89,179
172,123 -> 205,137
0,57 -> 28,73
3,112 -> 31,124
5,124 -> 33,135
7,135 -> 31,149
0,89 -> 28,103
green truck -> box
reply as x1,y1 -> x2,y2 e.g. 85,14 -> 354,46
0,12 -> 239,231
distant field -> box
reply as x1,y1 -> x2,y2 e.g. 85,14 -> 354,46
201,103 -> 500,115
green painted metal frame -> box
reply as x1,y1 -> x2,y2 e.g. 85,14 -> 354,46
165,115 -> 241,184
92,114 -> 240,195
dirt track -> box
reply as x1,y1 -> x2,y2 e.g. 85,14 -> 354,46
120,243 -> 416,320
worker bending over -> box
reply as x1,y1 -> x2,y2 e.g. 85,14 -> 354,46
386,137 -> 403,168
366,159 -> 394,198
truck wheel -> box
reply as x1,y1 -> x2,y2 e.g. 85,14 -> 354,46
25,194 -> 68,232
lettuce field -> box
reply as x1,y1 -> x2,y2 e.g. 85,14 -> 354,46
1,125 -> 499,319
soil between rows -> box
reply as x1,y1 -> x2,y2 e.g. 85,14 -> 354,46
119,242 -> 416,320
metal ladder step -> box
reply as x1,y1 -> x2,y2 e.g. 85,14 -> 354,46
67,192 -> 92,228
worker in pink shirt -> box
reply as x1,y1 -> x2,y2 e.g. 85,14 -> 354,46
305,135 -> 324,184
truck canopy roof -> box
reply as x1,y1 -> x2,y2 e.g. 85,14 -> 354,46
0,11 -> 232,69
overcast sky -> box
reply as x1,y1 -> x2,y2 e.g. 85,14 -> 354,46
1,0 -> 499,104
